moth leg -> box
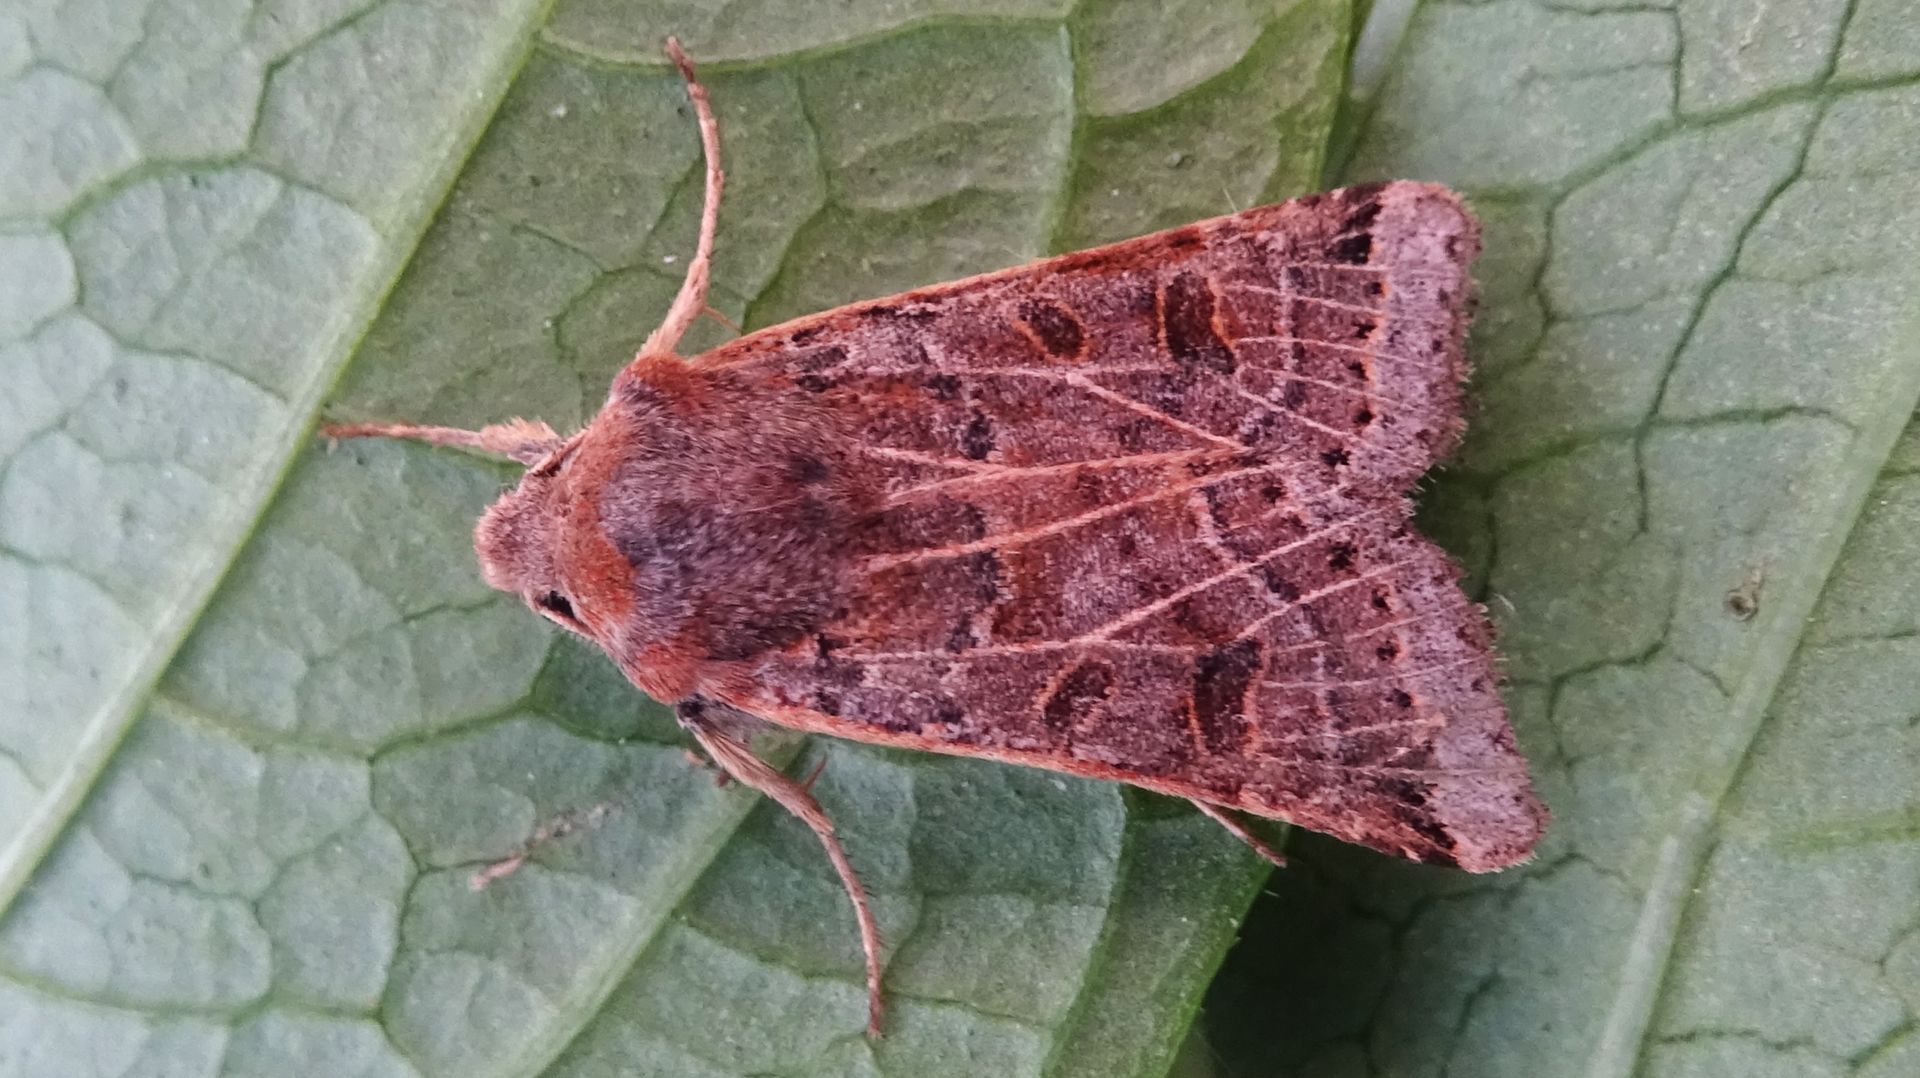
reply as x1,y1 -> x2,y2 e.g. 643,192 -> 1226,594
681,747 -> 733,787
639,38 -> 725,361
1189,799 -> 1289,868
677,704 -> 886,1037
318,417 -> 562,465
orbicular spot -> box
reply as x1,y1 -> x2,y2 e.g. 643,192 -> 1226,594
1193,638 -> 1261,754
1326,233 -> 1372,265
1017,298 -> 1086,359
960,412 -> 994,460
1161,271 -> 1235,374
1041,661 -> 1116,731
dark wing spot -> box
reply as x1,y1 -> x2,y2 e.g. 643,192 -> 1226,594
796,345 -> 849,371
1326,233 -> 1373,264
1340,181 -> 1388,207
925,373 -> 963,400
1403,813 -> 1459,860
1381,777 -> 1426,807
1258,566 -> 1300,601
944,622 -> 975,652
1162,271 -> 1236,374
1340,187 -> 1386,231
962,550 -> 1002,603
954,500 -> 987,542
1192,638 -> 1262,754
1202,486 -> 1232,532
961,412 -> 995,460
1017,299 -> 1086,358
1327,542 -> 1357,571
1041,661 -> 1116,732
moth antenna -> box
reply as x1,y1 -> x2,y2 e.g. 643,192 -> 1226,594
640,37 -> 725,361
319,417 -> 562,465
683,716 -> 886,1037
1189,799 -> 1289,867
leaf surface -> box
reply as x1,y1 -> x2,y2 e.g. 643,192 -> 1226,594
1205,2 -> 1920,1075
0,1 -> 1350,1075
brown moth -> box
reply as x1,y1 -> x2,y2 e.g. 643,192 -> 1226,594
324,41 -> 1547,1035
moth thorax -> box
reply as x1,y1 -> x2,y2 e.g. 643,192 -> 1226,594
473,479 -> 559,597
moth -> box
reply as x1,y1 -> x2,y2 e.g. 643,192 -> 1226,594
324,41 -> 1547,1035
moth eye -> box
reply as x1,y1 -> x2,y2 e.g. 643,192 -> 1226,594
534,590 -> 581,627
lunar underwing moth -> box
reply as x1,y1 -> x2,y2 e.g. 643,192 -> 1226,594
323,39 -> 1548,1036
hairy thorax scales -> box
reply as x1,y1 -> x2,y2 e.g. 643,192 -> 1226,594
475,353 -> 880,700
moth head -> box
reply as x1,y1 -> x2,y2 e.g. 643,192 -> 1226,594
474,443 -> 591,637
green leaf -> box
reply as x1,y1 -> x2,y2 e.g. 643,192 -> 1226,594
1204,2 -> 1920,1076
0,1 -> 1350,1075
0,0 -> 555,920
